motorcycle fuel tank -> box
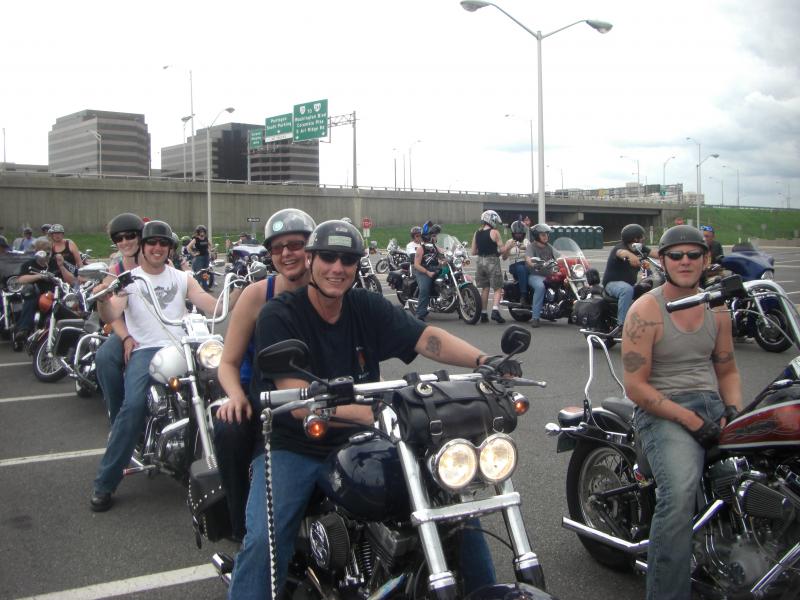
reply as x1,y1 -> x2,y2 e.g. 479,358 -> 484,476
317,431 -> 411,522
719,398 -> 800,451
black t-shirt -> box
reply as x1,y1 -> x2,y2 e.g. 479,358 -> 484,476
602,242 -> 651,286
708,240 -> 724,265
251,286 -> 426,457
193,236 -> 210,257
420,241 -> 440,272
475,228 -> 499,257
21,257 -> 61,294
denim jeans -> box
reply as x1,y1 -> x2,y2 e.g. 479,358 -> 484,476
96,333 -> 124,424
229,449 -> 496,599
527,274 -> 546,319
213,416 -> 257,542
509,262 -> 529,301
604,280 -> 634,325
193,255 -> 211,290
17,295 -> 38,333
634,391 -> 724,600
93,347 -> 160,495
415,271 -> 433,319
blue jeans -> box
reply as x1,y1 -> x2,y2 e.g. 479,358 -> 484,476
96,333 -> 124,424
415,270 -> 433,319
635,391 -> 724,600
605,280 -> 634,325
229,449 -> 496,599
193,255 -> 211,289
17,295 -> 38,333
509,262 -> 529,301
527,274 -> 546,319
93,347 -> 160,495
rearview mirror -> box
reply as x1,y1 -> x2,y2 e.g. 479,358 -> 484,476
77,262 -> 109,281
501,325 -> 531,355
257,339 -> 310,373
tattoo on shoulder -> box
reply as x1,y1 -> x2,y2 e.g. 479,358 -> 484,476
624,312 -> 662,342
622,351 -> 646,373
425,335 -> 442,357
711,351 -> 735,364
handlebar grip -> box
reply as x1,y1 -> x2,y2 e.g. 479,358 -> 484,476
666,291 -> 713,313
258,388 -> 305,409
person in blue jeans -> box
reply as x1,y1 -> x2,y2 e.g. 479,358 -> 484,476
525,223 -> 558,328
90,220 -> 240,512
601,223 -> 658,333
504,220 -> 530,301
622,225 -> 741,600
412,221 -> 441,321
229,220 -> 520,599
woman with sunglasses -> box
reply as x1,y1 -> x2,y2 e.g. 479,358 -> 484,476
47,223 -> 84,273
214,208 -> 316,541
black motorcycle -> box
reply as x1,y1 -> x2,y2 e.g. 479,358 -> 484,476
375,238 -> 409,275
213,326 -> 554,600
227,242 -> 273,278
354,253 -> 383,295
546,276 -> 800,599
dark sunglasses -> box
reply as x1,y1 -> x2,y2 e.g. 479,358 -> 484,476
664,249 -> 705,261
269,240 -> 306,255
144,238 -> 172,248
316,250 -> 360,266
699,225 -> 714,232
112,232 -> 138,244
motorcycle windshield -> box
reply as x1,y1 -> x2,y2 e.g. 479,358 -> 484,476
723,242 -> 775,279
436,233 -> 461,253
552,237 -> 586,261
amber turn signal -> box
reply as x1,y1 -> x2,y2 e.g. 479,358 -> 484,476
513,397 -> 530,416
304,415 -> 328,439
168,376 -> 182,391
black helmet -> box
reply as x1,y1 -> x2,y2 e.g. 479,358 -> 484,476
621,224 -> 645,245
421,221 -> 442,241
263,208 -> 316,248
41,224 -> 52,233
306,220 -> 365,256
195,225 -> 207,233
410,226 -> 422,239
531,223 -> 552,239
108,213 -> 144,238
658,225 -> 707,255
510,220 -> 527,241
141,220 -> 174,244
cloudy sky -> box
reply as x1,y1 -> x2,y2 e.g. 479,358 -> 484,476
2,0 -> 798,208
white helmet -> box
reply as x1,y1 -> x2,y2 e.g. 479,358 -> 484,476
481,210 -> 503,229
149,345 -> 188,384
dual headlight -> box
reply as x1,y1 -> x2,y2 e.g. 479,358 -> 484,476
429,434 -> 517,491
196,339 -> 224,369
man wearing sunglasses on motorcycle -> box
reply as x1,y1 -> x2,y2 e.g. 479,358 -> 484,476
621,225 -> 742,600
228,220 -> 521,600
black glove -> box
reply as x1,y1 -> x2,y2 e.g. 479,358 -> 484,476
477,355 -> 523,378
723,405 -> 740,424
688,411 -> 721,449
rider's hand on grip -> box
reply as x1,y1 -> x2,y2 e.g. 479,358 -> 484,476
688,411 -> 721,449
476,355 -> 523,378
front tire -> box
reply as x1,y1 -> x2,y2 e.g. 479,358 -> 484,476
33,339 -> 67,382
457,284 -> 482,325
364,274 -> 383,295
754,308 -> 792,353
375,258 -> 389,274
566,441 -> 652,571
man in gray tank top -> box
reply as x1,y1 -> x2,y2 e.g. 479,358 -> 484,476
621,225 -> 742,600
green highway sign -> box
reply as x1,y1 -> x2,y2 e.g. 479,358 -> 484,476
293,99 -> 328,142
248,128 -> 264,150
265,113 -> 293,143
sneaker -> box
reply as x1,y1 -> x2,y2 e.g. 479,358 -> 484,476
530,318 -> 541,328
480,313 -> 489,323
491,309 -> 505,324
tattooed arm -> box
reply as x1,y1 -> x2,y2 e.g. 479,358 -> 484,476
622,295 -> 705,430
712,311 -> 742,422
415,326 -> 487,369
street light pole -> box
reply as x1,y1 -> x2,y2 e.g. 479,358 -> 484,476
164,66 -> 196,181
708,175 -> 724,206
181,115 -> 192,181
462,1 -> 612,225
686,137 -> 718,227
205,107 -> 235,246
505,114 -> 536,207
408,139 -> 422,191
662,155 -> 675,188
723,165 -> 740,207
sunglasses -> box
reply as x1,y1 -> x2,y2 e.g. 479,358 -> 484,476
112,232 -> 138,244
664,250 -> 705,261
316,251 -> 360,266
144,238 -> 172,248
269,240 -> 306,255
699,225 -> 714,232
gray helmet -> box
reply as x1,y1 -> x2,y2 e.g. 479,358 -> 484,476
195,224 -> 207,233
531,223 -> 552,240
108,213 -> 144,238
481,210 -> 503,229
0,235 -> 9,248
341,217 -> 353,224
421,221 -> 442,241
306,220 -> 365,256
263,208 -> 316,248
410,226 -> 422,239
49,224 -> 65,234
510,220 -> 527,241
621,224 -> 645,245
141,220 -> 174,244
658,225 -> 707,255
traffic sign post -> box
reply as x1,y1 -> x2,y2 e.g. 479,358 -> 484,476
247,216 -> 261,239
361,217 -> 373,238
248,129 -> 264,150
293,99 -> 328,142
265,114 -> 293,143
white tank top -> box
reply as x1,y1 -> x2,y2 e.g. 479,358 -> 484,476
124,266 -> 189,350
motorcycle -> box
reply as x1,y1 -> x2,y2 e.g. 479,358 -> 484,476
574,249 -> 665,349
354,252 -> 383,295
213,326 -> 555,600
374,238 -> 410,275
1,276 -> 24,347
546,275 -> 800,599
227,242 -> 273,278
386,234 -> 482,325
501,236 -> 592,323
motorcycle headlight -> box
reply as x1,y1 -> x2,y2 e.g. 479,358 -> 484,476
478,434 -> 517,483
453,257 -> 464,269
571,263 -> 586,279
196,339 -> 224,369
431,439 -> 477,491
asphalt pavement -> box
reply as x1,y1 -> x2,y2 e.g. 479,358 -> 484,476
2,246 -> 800,599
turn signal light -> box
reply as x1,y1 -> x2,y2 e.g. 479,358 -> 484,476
513,395 -> 530,416
304,415 -> 328,439
168,376 -> 182,391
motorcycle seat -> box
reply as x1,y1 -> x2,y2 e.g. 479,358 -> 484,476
601,396 -> 635,422
55,318 -> 87,333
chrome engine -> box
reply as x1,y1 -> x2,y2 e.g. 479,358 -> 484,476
141,384 -> 190,475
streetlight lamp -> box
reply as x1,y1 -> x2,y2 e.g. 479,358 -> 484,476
505,114 -> 535,205
163,65 -> 196,181
408,139 -> 422,191
205,107 -> 235,245
686,136 -> 719,227
462,1 -> 612,224
722,165 -> 739,207
662,155 -> 675,188
619,155 -> 640,196
86,130 -> 102,177
181,115 -> 192,181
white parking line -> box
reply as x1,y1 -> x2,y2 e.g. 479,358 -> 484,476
0,448 -> 105,467
14,563 -> 217,600
0,392 -> 75,404
0,361 -> 33,368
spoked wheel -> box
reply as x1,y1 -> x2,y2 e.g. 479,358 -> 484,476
375,259 -> 389,274
566,442 -> 652,571
754,308 -> 792,353
457,284 -> 482,325
33,339 -> 67,382
364,275 -> 383,295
